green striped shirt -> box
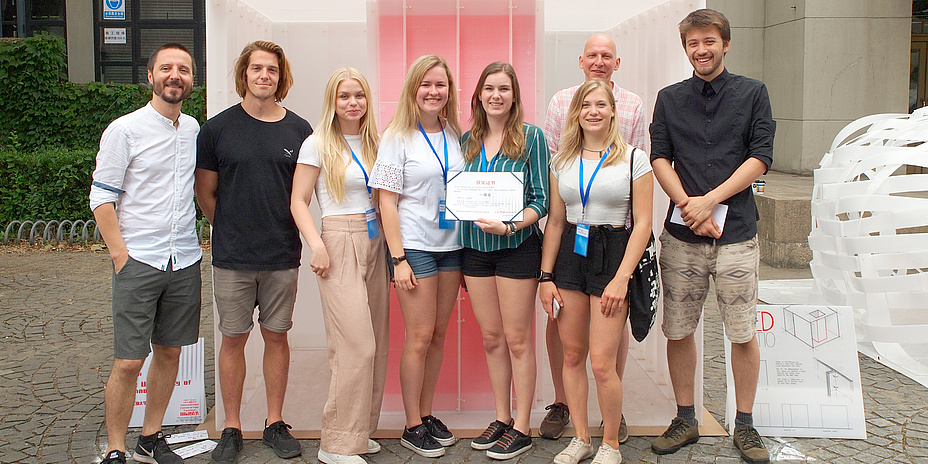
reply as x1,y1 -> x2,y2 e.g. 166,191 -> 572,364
458,123 -> 549,252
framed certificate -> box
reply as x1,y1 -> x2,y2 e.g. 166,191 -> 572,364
445,171 -> 524,222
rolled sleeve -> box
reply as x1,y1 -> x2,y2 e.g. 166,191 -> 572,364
90,123 -> 131,211
748,85 -> 775,171
649,92 -> 673,163
524,124 -> 549,218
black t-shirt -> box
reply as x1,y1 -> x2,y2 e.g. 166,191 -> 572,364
197,103 -> 313,270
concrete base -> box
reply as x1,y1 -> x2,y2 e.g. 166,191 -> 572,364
755,170 -> 814,268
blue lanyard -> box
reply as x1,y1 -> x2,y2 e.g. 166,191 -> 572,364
479,143 -> 498,172
344,137 -> 372,199
578,146 -> 611,217
417,122 -> 448,184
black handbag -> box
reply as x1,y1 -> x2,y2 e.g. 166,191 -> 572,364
627,148 -> 660,342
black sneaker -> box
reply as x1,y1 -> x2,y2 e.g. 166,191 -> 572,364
401,423 -> 445,458
421,415 -> 457,446
471,419 -> 512,450
486,428 -> 532,460
134,431 -> 182,464
102,450 -> 127,464
211,427 -> 243,464
262,420 -> 302,459
539,402 -> 570,439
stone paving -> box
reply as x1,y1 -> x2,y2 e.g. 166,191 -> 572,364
1,248 -> 927,463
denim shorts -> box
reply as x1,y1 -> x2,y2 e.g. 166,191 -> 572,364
402,248 -> 463,279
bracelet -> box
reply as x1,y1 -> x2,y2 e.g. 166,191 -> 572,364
505,222 -> 517,236
538,271 -> 554,282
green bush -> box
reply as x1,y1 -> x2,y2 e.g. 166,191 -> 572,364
0,148 -> 96,224
0,34 -> 207,225
0,33 -> 206,152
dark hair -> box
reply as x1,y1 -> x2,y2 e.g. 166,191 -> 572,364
233,40 -> 294,102
678,9 -> 731,46
146,43 -> 195,75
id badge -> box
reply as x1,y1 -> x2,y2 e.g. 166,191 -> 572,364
574,222 -> 590,257
365,207 -> 379,239
438,198 -> 455,229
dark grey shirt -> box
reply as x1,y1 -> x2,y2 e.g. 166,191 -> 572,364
650,69 -> 775,245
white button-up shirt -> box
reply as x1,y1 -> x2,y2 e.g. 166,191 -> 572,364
89,103 -> 202,271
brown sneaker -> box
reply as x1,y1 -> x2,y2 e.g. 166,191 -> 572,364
733,425 -> 769,463
651,417 -> 699,455
539,402 -> 570,439
618,414 -> 628,444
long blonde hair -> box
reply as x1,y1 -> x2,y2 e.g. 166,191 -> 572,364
464,62 -> 525,163
316,68 -> 379,203
552,80 -> 628,172
384,55 -> 461,138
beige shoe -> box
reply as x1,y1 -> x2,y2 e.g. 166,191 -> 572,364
591,443 -> 622,464
554,436 -> 594,464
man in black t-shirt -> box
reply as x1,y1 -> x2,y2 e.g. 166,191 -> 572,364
195,40 -> 312,464
649,9 -> 775,464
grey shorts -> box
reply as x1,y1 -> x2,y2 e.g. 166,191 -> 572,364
659,230 -> 759,344
212,267 -> 299,336
112,257 -> 202,360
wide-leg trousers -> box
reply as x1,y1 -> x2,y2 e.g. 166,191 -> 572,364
317,214 -> 390,454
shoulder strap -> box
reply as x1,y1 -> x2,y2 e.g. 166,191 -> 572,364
628,148 -> 635,230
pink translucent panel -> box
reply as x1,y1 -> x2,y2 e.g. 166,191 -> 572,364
376,1 -> 538,414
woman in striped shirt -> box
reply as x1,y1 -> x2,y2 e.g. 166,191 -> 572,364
459,61 -> 549,460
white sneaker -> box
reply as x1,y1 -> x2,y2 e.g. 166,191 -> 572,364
554,437 -> 594,464
318,449 -> 365,464
366,438 -> 381,454
591,443 -> 622,464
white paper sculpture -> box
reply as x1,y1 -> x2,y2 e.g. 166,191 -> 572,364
809,108 -> 928,377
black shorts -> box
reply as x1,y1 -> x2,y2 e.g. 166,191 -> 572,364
462,232 -> 541,279
553,223 -> 628,297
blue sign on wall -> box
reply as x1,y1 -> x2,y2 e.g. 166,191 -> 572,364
103,0 -> 126,20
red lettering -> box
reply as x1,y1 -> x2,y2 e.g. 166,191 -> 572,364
757,311 -> 774,332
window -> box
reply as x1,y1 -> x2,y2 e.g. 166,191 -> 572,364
1,0 -> 66,39
94,0 -> 205,85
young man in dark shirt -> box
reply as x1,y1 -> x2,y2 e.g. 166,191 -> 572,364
649,9 -> 775,464
195,40 -> 312,464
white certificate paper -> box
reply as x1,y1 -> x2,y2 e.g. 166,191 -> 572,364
445,171 -> 524,222
670,203 -> 729,233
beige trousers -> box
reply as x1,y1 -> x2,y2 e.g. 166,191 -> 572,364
317,214 -> 390,454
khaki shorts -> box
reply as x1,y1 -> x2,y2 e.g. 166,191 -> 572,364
212,267 -> 299,336
659,230 -> 759,344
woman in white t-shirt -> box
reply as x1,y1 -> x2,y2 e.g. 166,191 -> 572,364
538,80 -> 654,464
368,54 -> 465,459
290,68 -> 388,464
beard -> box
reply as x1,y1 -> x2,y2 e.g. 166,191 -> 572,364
154,79 -> 192,104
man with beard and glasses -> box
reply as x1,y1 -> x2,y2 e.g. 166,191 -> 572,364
649,9 -> 775,463
90,43 -> 201,464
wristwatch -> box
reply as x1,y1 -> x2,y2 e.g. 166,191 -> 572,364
538,271 -> 554,283
391,255 -> 407,266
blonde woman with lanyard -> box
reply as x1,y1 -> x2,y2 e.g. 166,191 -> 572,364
290,68 -> 388,464
368,54 -> 465,458
539,80 -> 653,464
458,62 -> 548,460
